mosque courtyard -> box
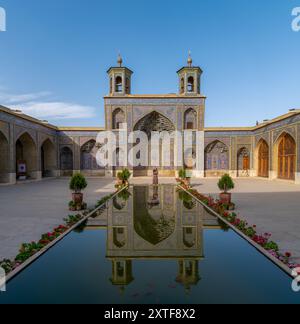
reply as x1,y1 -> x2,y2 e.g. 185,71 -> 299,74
0,177 -> 299,265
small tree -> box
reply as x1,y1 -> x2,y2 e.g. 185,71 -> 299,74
179,168 -> 187,179
117,168 -> 131,185
69,173 -> 88,193
218,174 -> 234,193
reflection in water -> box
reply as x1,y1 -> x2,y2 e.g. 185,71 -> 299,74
2,185 -> 297,304
103,185 -> 218,293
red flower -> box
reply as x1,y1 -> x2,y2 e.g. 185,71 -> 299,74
285,252 -> 292,258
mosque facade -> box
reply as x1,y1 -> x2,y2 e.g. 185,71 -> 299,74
1,55 -> 299,184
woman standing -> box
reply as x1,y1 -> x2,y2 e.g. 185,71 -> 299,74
153,168 -> 159,186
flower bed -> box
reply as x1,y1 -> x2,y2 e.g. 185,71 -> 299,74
177,181 -> 300,273
0,190 -> 124,276
0,214 -> 83,274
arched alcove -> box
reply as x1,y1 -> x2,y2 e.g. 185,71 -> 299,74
237,147 -> 250,177
112,108 -> 125,130
16,132 -> 37,180
257,139 -> 269,178
60,146 -> 73,176
205,140 -> 229,176
184,108 -> 197,130
41,139 -> 56,177
275,133 -> 296,180
0,131 -> 9,183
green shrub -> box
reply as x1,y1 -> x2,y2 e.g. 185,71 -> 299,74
0,259 -> 14,274
69,200 -> 76,208
117,189 -> 131,201
117,168 -> 131,183
218,174 -> 235,193
63,214 -> 83,226
244,227 -> 256,238
69,173 -> 87,193
178,169 -> 187,179
95,194 -> 113,208
15,242 -> 44,263
264,241 -> 279,252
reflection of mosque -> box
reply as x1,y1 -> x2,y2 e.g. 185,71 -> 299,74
88,185 -> 219,292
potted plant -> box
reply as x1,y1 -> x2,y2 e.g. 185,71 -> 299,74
69,173 -> 88,207
218,174 -> 234,204
178,189 -> 195,210
178,168 -> 190,188
68,200 -> 76,211
116,168 -> 131,188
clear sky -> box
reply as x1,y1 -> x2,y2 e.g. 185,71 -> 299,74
0,0 -> 299,127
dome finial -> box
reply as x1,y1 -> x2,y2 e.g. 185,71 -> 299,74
187,50 -> 192,67
117,52 -> 123,67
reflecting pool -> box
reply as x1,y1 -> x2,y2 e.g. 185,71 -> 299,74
0,185 -> 299,304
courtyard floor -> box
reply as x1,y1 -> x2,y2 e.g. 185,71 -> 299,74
0,178 -> 115,260
192,178 -> 300,264
0,177 -> 299,266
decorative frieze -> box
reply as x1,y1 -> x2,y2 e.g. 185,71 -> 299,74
0,120 -> 9,140
132,106 -> 177,128
255,133 -> 270,146
204,137 -> 231,148
104,98 -> 204,106
272,126 -> 296,144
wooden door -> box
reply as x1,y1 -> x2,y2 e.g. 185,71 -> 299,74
278,134 -> 296,180
258,141 -> 269,178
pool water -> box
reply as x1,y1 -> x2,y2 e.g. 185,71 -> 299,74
0,185 -> 299,304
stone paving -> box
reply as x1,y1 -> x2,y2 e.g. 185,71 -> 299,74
0,178 -> 115,260
0,177 -> 299,265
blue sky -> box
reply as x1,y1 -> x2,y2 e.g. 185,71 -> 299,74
0,0 -> 299,127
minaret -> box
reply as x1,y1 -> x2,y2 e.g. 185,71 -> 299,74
177,51 -> 203,95
110,260 -> 134,288
107,54 -> 133,96
176,260 -> 200,294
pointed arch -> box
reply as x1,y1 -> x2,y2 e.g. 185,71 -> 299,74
205,140 -> 229,175
257,139 -> 269,178
41,138 -> 56,177
112,108 -> 125,130
274,130 -> 296,146
81,139 -> 98,170
134,111 -> 175,137
187,76 -> 194,92
133,111 -> 175,176
184,108 -> 197,130
16,132 -> 38,179
275,133 -> 296,180
0,130 -> 9,183
237,147 -> 250,177
180,78 -> 185,94
60,146 -> 73,176
183,227 -> 196,248
16,130 -> 37,146
113,227 -> 126,248
133,186 -> 175,246
115,76 -> 123,93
